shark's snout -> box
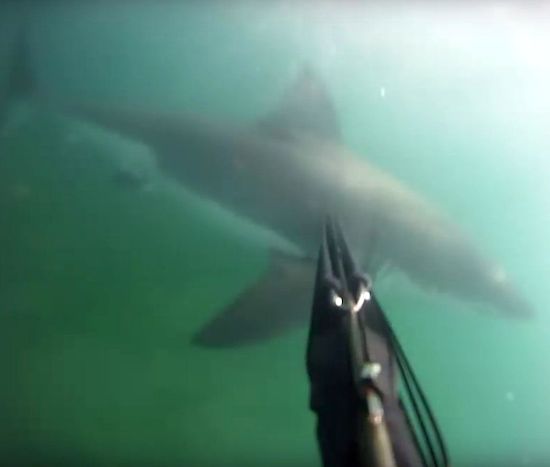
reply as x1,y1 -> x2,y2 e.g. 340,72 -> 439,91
497,288 -> 535,319
486,270 -> 535,319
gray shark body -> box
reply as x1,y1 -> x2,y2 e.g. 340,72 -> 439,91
7,53 -> 533,345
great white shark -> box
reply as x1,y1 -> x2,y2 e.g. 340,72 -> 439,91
3,34 -> 533,347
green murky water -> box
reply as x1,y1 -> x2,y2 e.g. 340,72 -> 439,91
1,2 -> 549,466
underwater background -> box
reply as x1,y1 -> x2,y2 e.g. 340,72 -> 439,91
0,2 -> 549,466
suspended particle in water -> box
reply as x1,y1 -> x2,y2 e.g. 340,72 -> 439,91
379,87 -> 386,99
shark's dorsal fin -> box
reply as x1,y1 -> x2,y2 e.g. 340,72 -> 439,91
257,65 -> 341,142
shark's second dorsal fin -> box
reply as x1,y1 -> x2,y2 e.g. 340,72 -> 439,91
257,65 -> 341,142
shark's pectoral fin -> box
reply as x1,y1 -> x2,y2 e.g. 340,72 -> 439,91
256,65 -> 341,143
192,251 -> 315,348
